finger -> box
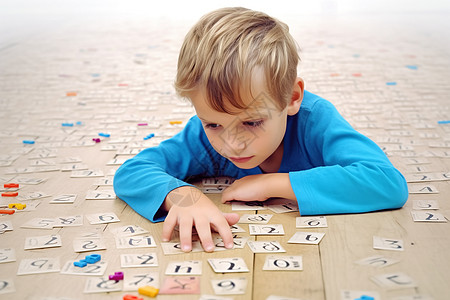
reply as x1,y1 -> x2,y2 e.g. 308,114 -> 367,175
161,210 -> 177,242
221,187 -> 235,203
211,217 -> 234,249
223,212 -> 240,226
178,216 -> 193,252
194,217 -> 215,252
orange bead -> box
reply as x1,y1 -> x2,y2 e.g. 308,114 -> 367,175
2,192 -> 18,197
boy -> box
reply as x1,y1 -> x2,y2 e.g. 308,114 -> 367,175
113,7 -> 408,253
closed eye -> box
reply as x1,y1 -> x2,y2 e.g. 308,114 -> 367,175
243,120 -> 264,127
204,123 -> 221,129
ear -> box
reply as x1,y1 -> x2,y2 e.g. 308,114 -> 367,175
287,77 -> 304,116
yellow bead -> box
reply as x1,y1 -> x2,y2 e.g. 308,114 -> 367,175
138,285 -> 159,297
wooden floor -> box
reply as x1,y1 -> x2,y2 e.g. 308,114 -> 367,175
1,9 -> 449,300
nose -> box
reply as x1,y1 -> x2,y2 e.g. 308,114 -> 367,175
219,125 -> 249,155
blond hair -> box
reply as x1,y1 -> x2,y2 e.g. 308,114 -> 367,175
174,7 -> 300,113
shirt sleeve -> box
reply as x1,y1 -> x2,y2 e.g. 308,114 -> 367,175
113,116 -> 227,222
289,98 -> 408,215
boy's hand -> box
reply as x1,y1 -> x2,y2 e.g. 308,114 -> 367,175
162,186 -> 239,252
221,173 -> 297,203
221,174 -> 270,203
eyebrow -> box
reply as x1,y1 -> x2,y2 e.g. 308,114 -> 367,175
198,116 -> 214,124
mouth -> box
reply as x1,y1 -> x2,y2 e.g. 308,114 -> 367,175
229,156 -> 254,164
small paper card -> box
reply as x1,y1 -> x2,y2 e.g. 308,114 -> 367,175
61,260 -> 108,276
263,255 -> 303,271
249,224 -> 285,235
24,234 -> 62,250
211,277 -> 247,295
231,201 -> 266,211
73,238 -> 107,252
86,212 -> 120,224
120,253 -> 158,268
161,242 -> 204,255
115,235 -> 157,248
0,278 -> 15,295
373,236 -> 404,251
288,232 -> 325,245
207,257 -> 249,273
412,200 -> 439,210
246,241 -> 286,253
0,221 -> 13,233
165,260 -> 202,275
53,215 -> 83,227
17,258 -> 60,275
411,211 -> 447,222
354,255 -> 400,268
371,272 -> 417,289
50,194 -> 77,204
84,277 -> 122,293
0,248 -> 16,263
159,276 -> 200,295
85,190 -> 116,200
296,216 -> 328,228
110,224 -> 149,236
238,214 -> 273,224
123,272 -> 159,291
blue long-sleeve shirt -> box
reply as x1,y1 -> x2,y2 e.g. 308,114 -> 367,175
113,91 -> 408,222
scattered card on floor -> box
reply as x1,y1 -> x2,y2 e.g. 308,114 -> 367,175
263,255 -> 303,271
412,199 -> 439,210
61,260 -> 107,276
238,214 -> 273,224
115,235 -> 157,248
211,277 -> 247,295
354,255 -> 400,268
120,253 -> 158,268
247,241 -> 286,253
17,257 -> 60,275
84,277 -> 122,293
373,236 -> 404,251
86,212 -> 120,224
50,194 -> 77,204
296,216 -> 328,228
165,260 -> 202,275
0,278 -> 15,295
0,248 -> 16,263
207,257 -> 249,273
371,272 -> 417,289
24,234 -> 62,250
73,238 -> 107,252
110,224 -> 149,236
288,232 -> 325,245
123,272 -> 159,291
231,201 -> 266,211
249,224 -> 285,235
411,211 -> 447,222
159,276 -> 200,295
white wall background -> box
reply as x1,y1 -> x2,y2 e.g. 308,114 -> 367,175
1,0 -> 449,46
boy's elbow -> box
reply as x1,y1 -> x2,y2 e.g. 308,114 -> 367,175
383,167 -> 409,209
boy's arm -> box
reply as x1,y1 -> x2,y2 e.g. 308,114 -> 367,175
114,116 -> 220,222
113,116 -> 239,251
222,98 -> 408,215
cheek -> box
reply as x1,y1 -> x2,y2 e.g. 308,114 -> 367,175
205,132 -> 224,152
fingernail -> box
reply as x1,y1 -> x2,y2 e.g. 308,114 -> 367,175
205,245 -> 214,252
226,243 -> 233,249
182,245 -> 191,252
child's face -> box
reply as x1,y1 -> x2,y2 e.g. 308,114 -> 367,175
189,70 -> 289,172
